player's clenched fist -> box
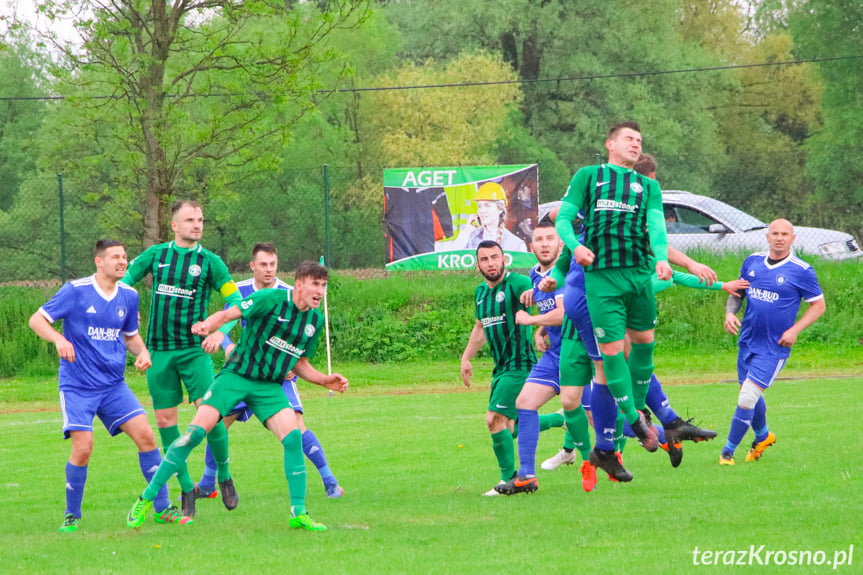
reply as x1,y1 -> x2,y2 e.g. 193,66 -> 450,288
573,245 -> 594,266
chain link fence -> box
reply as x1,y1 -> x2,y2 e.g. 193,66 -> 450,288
0,157 -> 860,283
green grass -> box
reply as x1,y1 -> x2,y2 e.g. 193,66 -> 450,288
2,369 -> 861,574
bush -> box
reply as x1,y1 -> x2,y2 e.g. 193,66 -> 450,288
2,256 -> 861,377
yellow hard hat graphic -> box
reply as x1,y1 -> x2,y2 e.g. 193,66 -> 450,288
475,182 -> 506,204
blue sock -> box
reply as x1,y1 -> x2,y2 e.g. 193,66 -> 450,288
65,462 -> 87,518
646,375 -> 679,425
751,396 -> 769,442
302,430 -> 336,485
139,448 -> 170,513
724,406 -> 753,456
656,425 -> 666,444
199,445 -> 217,490
515,409 -> 539,477
592,384 -> 617,451
623,419 -> 634,438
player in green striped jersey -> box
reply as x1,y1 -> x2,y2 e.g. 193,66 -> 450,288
461,240 -> 538,495
555,121 -> 672,464
122,200 -> 243,517
126,262 -> 348,531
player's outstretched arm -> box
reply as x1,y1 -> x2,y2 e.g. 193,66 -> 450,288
460,320 -> 486,388
516,305 -> 564,327
191,306 -> 243,337
292,357 -> 348,393
668,246 -> 717,286
779,298 -> 826,347
29,312 -> 75,363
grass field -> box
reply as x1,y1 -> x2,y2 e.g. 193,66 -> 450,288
2,355 -> 861,574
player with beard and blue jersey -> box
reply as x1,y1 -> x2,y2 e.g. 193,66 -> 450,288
29,240 -> 186,532
720,219 -> 825,465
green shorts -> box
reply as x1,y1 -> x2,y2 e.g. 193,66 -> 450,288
488,370 -> 530,420
584,267 -> 657,343
559,338 -> 593,387
147,348 -> 215,409
202,370 -> 293,426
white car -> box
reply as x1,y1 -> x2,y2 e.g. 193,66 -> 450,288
539,191 -> 861,260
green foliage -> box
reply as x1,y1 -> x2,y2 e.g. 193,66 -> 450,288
4,255 -> 860,377
0,41 -> 46,211
789,0 -> 863,241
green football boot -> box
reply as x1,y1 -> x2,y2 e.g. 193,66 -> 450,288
126,496 -> 153,528
59,514 -> 80,533
289,512 -> 327,532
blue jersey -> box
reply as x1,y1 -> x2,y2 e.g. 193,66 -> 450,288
530,264 -> 564,357
39,276 -> 140,391
222,277 -> 292,351
738,253 -> 823,358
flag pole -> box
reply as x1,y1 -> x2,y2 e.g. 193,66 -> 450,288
320,256 -> 333,397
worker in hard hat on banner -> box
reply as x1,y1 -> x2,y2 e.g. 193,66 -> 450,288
456,182 -> 528,252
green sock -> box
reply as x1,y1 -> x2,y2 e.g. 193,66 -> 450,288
628,342 -> 655,411
564,406 -> 592,461
614,411 -> 627,453
490,428 -> 515,482
539,411 -> 564,431
563,430 -> 576,451
145,425 -> 206,500
282,430 -> 307,516
206,420 -> 231,482
602,351 -> 639,425
158,425 -> 195,492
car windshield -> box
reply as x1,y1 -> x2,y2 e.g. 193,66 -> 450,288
688,195 -> 767,232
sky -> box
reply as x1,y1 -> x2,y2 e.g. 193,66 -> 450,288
0,0 -> 81,46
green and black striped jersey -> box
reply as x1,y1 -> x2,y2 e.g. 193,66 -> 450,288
474,272 -> 536,377
222,288 -> 323,383
561,313 -> 579,341
561,163 -> 662,271
123,242 -> 238,351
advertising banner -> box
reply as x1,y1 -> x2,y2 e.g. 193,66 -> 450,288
384,165 -> 539,271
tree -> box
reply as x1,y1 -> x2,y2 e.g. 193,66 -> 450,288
0,40 -> 47,210
37,0 -> 369,247
790,0 -> 863,239
382,0 -> 729,197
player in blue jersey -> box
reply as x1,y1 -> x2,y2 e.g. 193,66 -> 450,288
28,240 -> 188,532
194,243 -> 343,499
720,219 -> 825,465
495,222 -> 598,495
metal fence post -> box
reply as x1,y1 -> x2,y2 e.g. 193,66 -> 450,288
58,173 -> 67,283
323,164 -> 331,268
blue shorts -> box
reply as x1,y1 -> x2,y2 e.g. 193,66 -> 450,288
563,285 -> 601,361
59,384 -> 145,439
525,352 -> 560,395
737,344 -> 787,390
226,376 -> 303,421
